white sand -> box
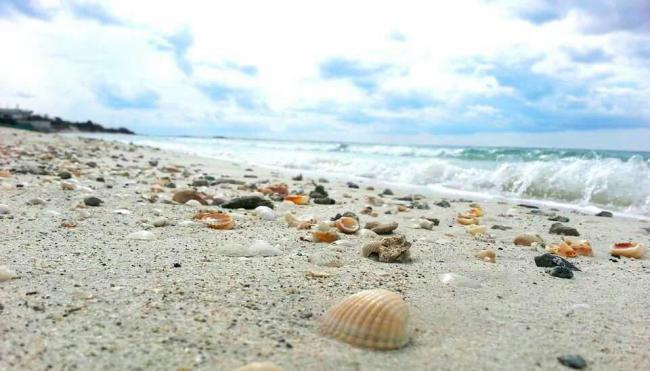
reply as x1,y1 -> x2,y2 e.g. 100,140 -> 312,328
1,127 -> 649,370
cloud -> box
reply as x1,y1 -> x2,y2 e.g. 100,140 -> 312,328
198,83 -> 264,110
95,85 -> 160,110
0,0 -> 50,20
67,1 -> 123,25
319,58 -> 389,93
564,47 -> 611,64
161,27 -> 193,75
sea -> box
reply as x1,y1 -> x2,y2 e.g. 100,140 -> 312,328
78,134 -> 650,219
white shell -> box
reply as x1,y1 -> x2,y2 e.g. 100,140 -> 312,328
465,225 -> 487,236
309,251 -> 343,267
358,228 -> 379,239
127,230 -> 155,240
0,265 -> 17,282
254,206 -> 276,221
320,289 -> 410,350
185,199 -> 202,207
332,239 -> 358,248
152,217 -> 168,227
112,209 -> 132,215
609,242 -> 646,259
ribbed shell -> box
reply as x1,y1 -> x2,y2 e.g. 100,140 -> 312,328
335,217 -> 360,234
320,289 -> 410,350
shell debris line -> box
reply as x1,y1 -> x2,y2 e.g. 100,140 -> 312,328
320,289 -> 410,350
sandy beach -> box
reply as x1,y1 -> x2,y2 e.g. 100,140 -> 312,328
1,127 -> 649,370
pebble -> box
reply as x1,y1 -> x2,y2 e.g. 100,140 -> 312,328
313,197 -> 335,205
382,188 -> 393,195
0,204 -> 10,215
127,230 -> 155,240
548,215 -> 570,223
346,182 -> 359,189
534,253 -> 581,271
438,273 -> 481,289
0,265 -> 17,282
152,217 -> 168,227
595,210 -> 613,217
179,220 -> 198,227
221,196 -> 274,210
557,354 -> 587,369
84,196 -> 103,207
254,206 -> 276,221
185,199 -> 202,207
434,200 -> 451,208
549,223 -> 580,236
491,224 -> 511,230
58,171 -> 72,179
547,266 -> 574,279
26,198 -> 47,206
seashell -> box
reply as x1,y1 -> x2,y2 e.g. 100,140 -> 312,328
185,199 -> 202,207
358,228 -> 379,239
475,249 -> 496,263
309,251 -> 343,267
366,196 -> 385,206
465,225 -> 487,236
332,239 -> 358,248
365,221 -> 398,235
127,230 -> 155,240
193,210 -> 234,230
456,216 -> 478,225
361,235 -> 411,263
232,361 -> 284,371
254,206 -> 276,221
306,270 -> 334,278
284,194 -> 309,205
152,217 -> 168,227
335,217 -> 360,234
417,219 -> 435,230
312,223 -> 339,243
609,242 -> 646,259
61,220 -> 77,228
112,209 -> 131,215
284,212 -> 316,229
320,289 -> 410,350
219,240 -> 280,257
546,242 -> 577,258
0,170 -> 11,177
468,206 -> 484,217
0,265 -> 17,281
172,189 -> 208,205
150,184 -> 165,193
0,204 -> 10,215
260,183 -> 289,196
439,273 -> 481,289
513,233 -> 545,246
562,238 -> 593,256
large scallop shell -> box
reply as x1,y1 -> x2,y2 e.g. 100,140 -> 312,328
610,242 -> 646,259
320,289 -> 410,350
193,210 -> 234,229
335,217 -> 360,234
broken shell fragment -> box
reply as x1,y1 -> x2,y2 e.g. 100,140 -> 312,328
311,223 -> 339,243
193,210 -> 234,230
514,233 -> 545,246
475,249 -> 496,263
365,221 -> 398,235
361,235 -> 411,263
284,194 -> 310,205
232,361 -> 284,371
259,183 -> 289,196
546,242 -> 578,258
609,242 -> 646,259
465,225 -> 487,236
335,216 -> 360,234
320,289 -> 410,350
309,251 -> 343,267
284,212 -> 316,229
456,216 -> 478,225
172,189 -> 208,205
0,265 -> 17,282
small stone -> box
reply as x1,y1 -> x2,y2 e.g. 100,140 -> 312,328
0,265 -> 17,282
514,233 -> 545,246
491,225 -> 511,231
254,206 -> 276,221
557,355 -> 587,369
127,230 -> 155,240
346,181 -> 359,189
309,185 -> 328,199
292,174 -> 303,181
517,203 -> 539,209
172,262 -> 181,268
0,204 -> 10,215
382,188 -> 393,195
152,217 -> 168,227
548,266 -> 574,279
58,171 -> 72,179
83,197 -> 103,207
86,161 -> 97,168
313,197 -> 335,205
434,200 -> 451,208
148,160 -> 159,167
548,215 -> 570,223
595,210 -> 613,217
221,196 -> 274,210
534,253 -> 581,271
191,179 -> 209,187
549,223 -> 580,236
26,198 -> 47,206
185,199 -> 202,207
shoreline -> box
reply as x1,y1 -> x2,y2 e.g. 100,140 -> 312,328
1,127 -> 649,370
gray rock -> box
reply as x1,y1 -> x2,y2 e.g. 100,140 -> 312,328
191,179 -> 209,187
221,196 -> 274,210
83,196 -> 103,207
535,253 -> 580,271
549,223 -> 580,236
557,355 -> 587,369
346,181 -> 359,189
58,171 -> 72,179
382,188 -> 394,196
595,210 -> 613,217
313,197 -> 335,205
548,266 -> 574,279
435,200 -> 451,208
548,215 -> 570,223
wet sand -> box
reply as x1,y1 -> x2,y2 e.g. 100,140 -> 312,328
1,127 -> 649,370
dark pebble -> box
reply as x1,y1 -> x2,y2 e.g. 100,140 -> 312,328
595,210 -> 613,217
191,179 -> 209,187
292,174 -> 303,181
346,182 -> 359,189
517,203 -> 539,209
549,222 -> 580,236
491,225 -> 511,231
410,201 -> 430,210
313,197 -> 335,205
83,196 -> 103,207
58,171 -> 72,179
434,200 -> 451,208
557,354 -> 587,369
309,185 -> 328,199
173,263 -> 181,268
165,182 -> 176,188
534,253 -> 581,271
148,160 -> 159,167
318,178 -> 329,183
548,215 -> 570,223
221,196 -> 274,210
86,161 -> 97,168
96,177 -> 105,182
382,188 -> 394,195
548,266 -> 573,279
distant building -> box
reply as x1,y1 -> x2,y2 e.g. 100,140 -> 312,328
0,108 -> 33,120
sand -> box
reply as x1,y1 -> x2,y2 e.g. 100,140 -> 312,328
1,127 -> 649,370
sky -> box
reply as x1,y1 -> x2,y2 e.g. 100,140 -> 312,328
1,0 -> 650,150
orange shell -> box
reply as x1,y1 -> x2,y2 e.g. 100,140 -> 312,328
610,242 -> 646,259
284,194 -> 310,205
456,216 -> 478,225
260,183 -> 289,196
335,217 -> 360,234
193,210 -> 234,230
475,249 -> 496,263
0,170 -> 11,178
547,242 -> 577,258
312,230 -> 339,243
563,238 -> 593,256
468,207 -> 484,218
320,289 -> 410,350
